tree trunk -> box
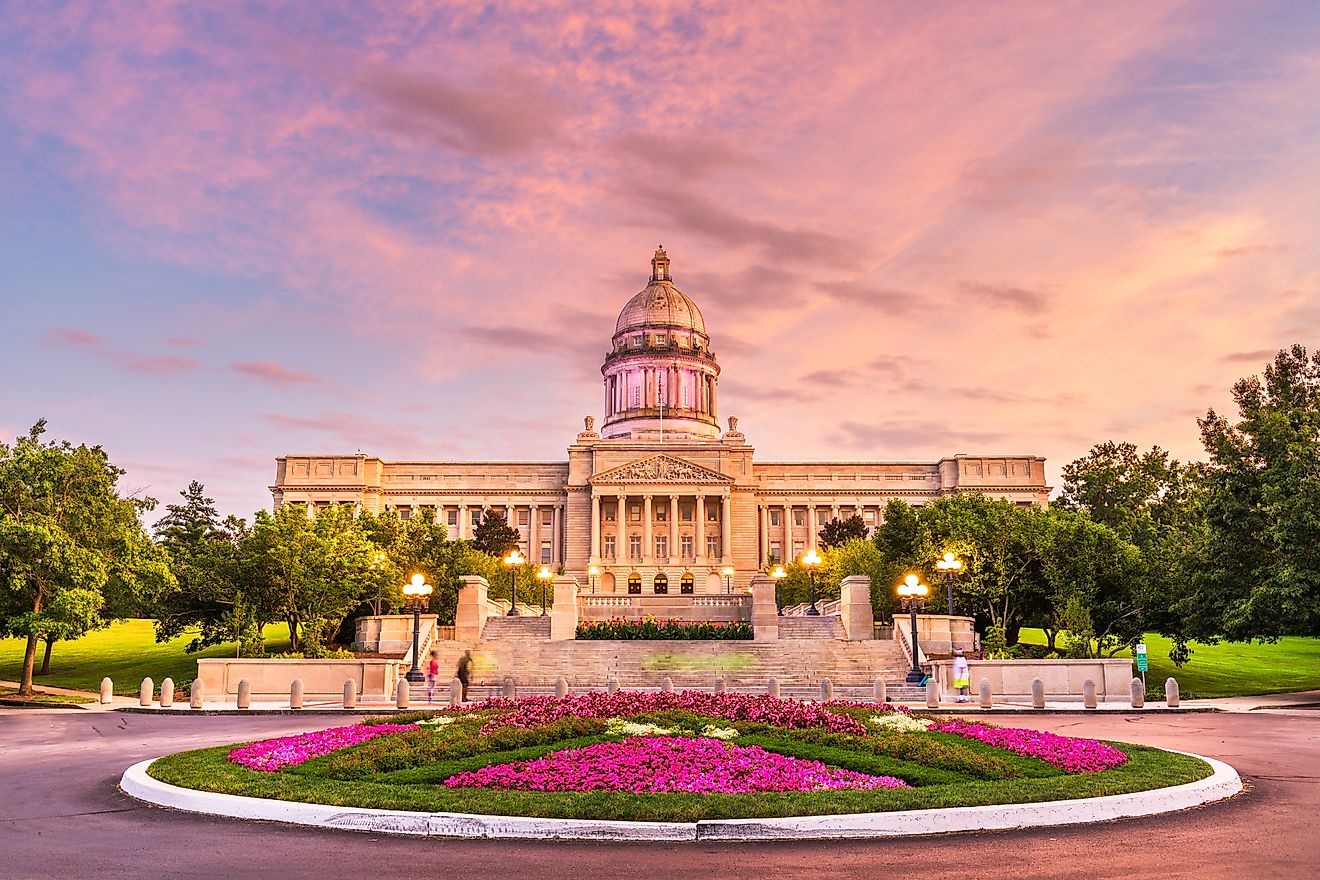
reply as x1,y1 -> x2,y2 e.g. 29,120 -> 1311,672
39,638 -> 56,675
19,634 -> 38,696
287,618 -> 300,653
1044,629 -> 1058,652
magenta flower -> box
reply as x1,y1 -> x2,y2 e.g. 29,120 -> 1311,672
444,736 -> 911,793
929,720 -> 1128,773
227,723 -> 417,772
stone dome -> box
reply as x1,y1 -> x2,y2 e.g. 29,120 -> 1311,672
613,247 -> 707,336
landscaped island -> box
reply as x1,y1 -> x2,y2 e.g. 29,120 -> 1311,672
146,692 -> 1210,822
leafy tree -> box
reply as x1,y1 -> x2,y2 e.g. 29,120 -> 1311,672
0,421 -> 173,694
1056,441 -> 1200,550
1039,509 -> 1145,657
1194,344 -> 1320,640
470,510 -> 522,556
819,515 -> 868,549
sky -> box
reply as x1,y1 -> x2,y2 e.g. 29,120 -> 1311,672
2,1 -> 1317,519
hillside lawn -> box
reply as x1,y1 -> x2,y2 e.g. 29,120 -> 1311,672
0,620 -> 290,695
1017,629 -> 1320,698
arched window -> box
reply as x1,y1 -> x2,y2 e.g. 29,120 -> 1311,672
627,573 -> 642,594
653,573 -> 669,594
680,572 -> 695,594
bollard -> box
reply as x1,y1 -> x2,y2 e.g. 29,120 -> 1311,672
1031,678 -> 1045,709
290,679 -> 304,710
450,677 -> 463,704
607,677 -> 619,694
502,677 -> 516,699
99,677 -> 113,705
190,678 -> 203,709
139,677 -> 153,707
873,679 -> 887,704
714,677 -> 726,693
160,677 -> 174,708
925,678 -> 940,709
660,676 -> 673,693
1166,677 -> 1180,708
820,678 -> 834,702
555,677 -> 568,698
767,677 -> 780,698
1130,677 -> 1144,709
978,679 -> 992,709
1082,679 -> 1097,709
237,679 -> 251,710
343,679 -> 356,710
395,679 -> 409,709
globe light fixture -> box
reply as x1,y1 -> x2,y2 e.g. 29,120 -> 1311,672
587,564 -> 601,595
402,573 -> 433,683
721,564 -> 735,594
770,564 -> 788,616
896,573 -> 930,684
800,547 -> 824,616
536,565 -> 554,617
936,551 -> 963,615
502,549 -> 526,616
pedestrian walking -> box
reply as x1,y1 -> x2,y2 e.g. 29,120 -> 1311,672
426,650 -> 440,703
456,650 -> 472,703
952,649 -> 971,703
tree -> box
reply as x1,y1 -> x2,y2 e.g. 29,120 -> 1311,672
819,515 -> 868,549
1056,441 -> 1199,550
1040,509 -> 1145,657
0,421 -> 173,695
1194,344 -> 1320,640
470,510 -> 522,557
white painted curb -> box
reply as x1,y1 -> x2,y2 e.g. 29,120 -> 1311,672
119,750 -> 1242,841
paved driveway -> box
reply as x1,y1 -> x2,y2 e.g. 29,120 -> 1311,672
0,709 -> 1315,879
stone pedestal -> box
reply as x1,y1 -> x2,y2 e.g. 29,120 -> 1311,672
839,575 -> 874,640
550,577 -> 579,641
750,575 -> 778,641
455,576 -> 490,642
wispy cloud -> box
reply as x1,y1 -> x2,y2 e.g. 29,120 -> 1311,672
232,360 -> 323,385
44,328 -> 199,375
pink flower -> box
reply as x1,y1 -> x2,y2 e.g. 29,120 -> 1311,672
928,720 -> 1128,773
227,723 -> 417,772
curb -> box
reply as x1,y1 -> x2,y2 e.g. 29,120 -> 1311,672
119,751 -> 1243,841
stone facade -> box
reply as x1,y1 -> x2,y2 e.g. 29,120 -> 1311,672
271,249 -> 1049,594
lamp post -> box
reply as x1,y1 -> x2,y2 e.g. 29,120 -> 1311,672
936,551 -> 962,615
800,548 -> 823,615
721,565 -> 735,594
588,564 -> 600,595
536,565 -> 553,616
896,573 -> 930,684
770,564 -> 787,615
402,573 -> 433,683
502,549 -> 525,616
369,552 -> 387,615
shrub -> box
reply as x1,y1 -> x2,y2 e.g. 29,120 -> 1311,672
576,617 -> 753,640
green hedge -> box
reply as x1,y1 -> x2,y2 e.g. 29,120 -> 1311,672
576,618 -> 753,640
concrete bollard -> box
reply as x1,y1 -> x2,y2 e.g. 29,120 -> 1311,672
1082,679 -> 1097,709
925,678 -> 940,709
1130,677 -> 1144,709
189,679 -> 203,709
1031,679 -> 1045,710
502,677 -> 516,699
978,679 -> 992,709
607,677 -> 619,694
395,679 -> 409,709
160,677 -> 174,708
820,678 -> 834,702
767,677 -> 780,698
873,679 -> 887,704
714,677 -> 726,693
450,677 -> 463,704
291,679 -> 304,710
237,679 -> 251,710
139,677 -> 153,707
660,676 -> 673,693
555,677 -> 568,698
100,677 -> 113,705
1166,677 -> 1180,708
343,679 -> 356,710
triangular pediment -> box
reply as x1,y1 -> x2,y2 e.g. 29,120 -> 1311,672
589,454 -> 733,485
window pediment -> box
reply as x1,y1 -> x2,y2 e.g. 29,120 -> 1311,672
589,454 -> 733,485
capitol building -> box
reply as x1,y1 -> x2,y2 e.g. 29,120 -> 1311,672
271,248 -> 1048,594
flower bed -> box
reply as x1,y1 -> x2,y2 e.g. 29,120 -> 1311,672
444,736 -> 910,793
929,719 -> 1129,773
227,723 -> 417,772
576,617 -> 753,640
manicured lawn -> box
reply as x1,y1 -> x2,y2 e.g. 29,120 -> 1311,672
0,687 -> 95,705
0,620 -> 290,696
1017,629 -> 1320,698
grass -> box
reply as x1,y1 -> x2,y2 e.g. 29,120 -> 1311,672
0,620 -> 291,696
1016,629 -> 1320,699
0,686 -> 95,705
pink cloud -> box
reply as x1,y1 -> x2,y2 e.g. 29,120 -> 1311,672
232,360 -> 322,385
44,328 -> 199,375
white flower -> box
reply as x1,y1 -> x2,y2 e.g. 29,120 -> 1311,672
417,716 -> 456,727
606,719 -> 673,737
700,725 -> 739,740
869,713 -> 934,733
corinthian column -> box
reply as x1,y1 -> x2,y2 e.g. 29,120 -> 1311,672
643,495 -> 653,563
695,493 -> 706,564
669,494 -> 679,563
721,494 -> 731,562
590,493 -> 600,560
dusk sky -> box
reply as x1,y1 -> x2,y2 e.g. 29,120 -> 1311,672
2,2 -> 1317,519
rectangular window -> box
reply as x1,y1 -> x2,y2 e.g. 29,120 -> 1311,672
655,536 -> 668,558
633,386 -> 641,405
629,535 -> 642,560
447,509 -> 458,526
793,541 -> 804,558
864,509 -> 875,522
540,543 -> 552,564
656,506 -> 667,522
541,509 -> 553,525
794,510 -> 805,527
706,504 -> 719,522
603,503 -> 617,522
629,504 -> 641,522
681,504 -> 694,522
472,509 -> 483,526
518,509 -> 530,526
770,542 -> 781,564
706,535 -> 721,558
769,510 -> 780,527
680,535 -> 694,558
603,536 -> 616,560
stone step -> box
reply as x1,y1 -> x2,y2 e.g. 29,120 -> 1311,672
776,617 -> 846,639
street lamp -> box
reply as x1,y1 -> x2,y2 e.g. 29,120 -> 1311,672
800,548 -> 823,616
936,551 -> 963,615
402,573 -> 433,683
721,565 -> 735,594
536,565 -> 553,616
770,564 -> 787,616
896,573 -> 930,684
588,564 -> 600,595
502,549 -> 526,616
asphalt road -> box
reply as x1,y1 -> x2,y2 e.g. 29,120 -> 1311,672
0,708 -> 1316,880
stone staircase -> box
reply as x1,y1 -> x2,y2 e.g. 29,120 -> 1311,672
480,616 -> 551,640
776,616 -> 845,639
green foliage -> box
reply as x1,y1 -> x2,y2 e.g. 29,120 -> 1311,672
470,510 -> 522,557
819,515 -> 868,548
576,618 -> 753,640
0,420 -> 174,695
1040,509 -> 1145,658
